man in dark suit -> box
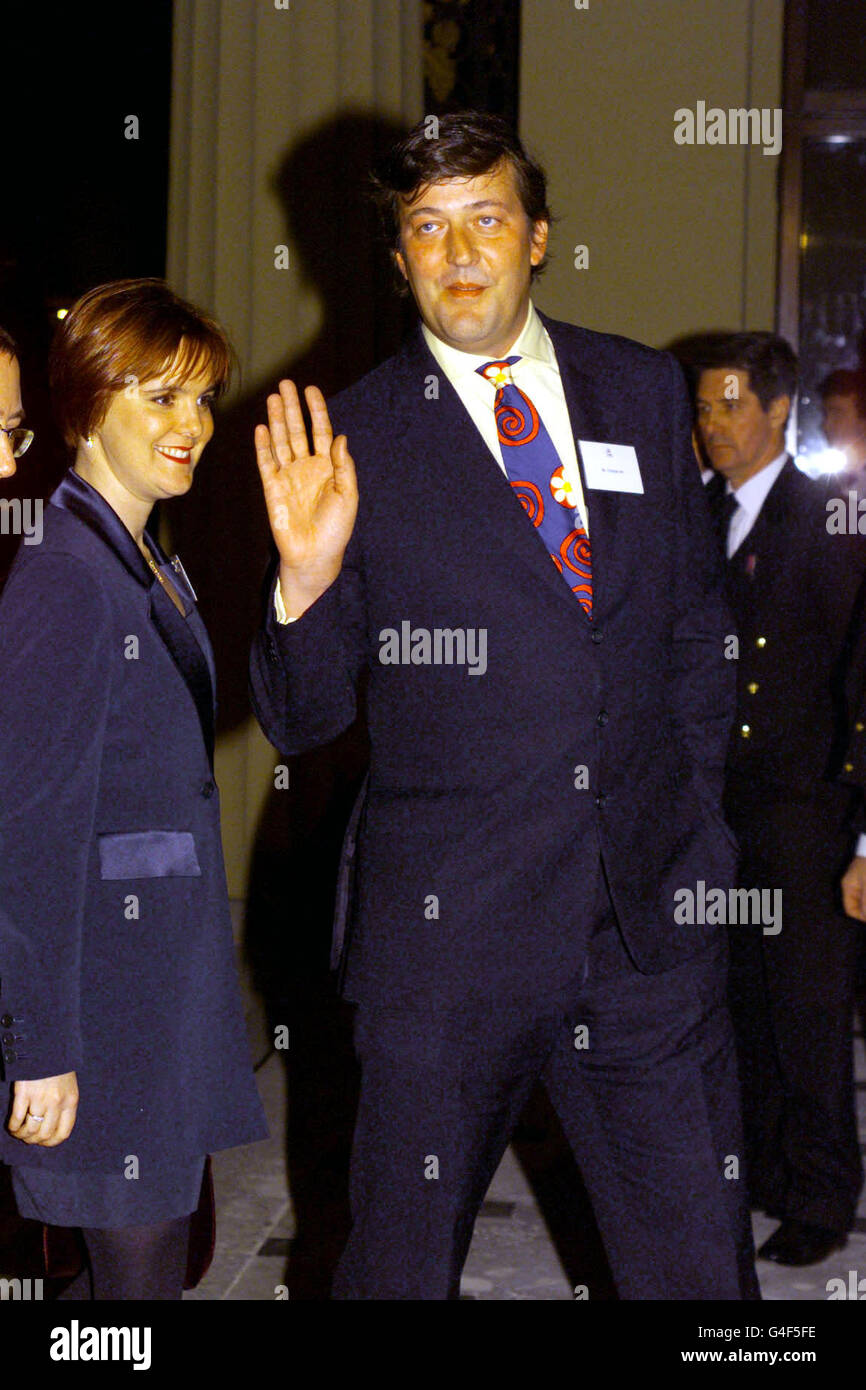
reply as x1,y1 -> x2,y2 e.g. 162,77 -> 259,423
250,112 -> 758,1300
697,332 -> 866,1266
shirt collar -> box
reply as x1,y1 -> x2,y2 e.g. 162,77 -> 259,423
420,301 -> 552,380
727,452 -> 788,520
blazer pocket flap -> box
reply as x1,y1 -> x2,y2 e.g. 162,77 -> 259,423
98,830 -> 202,880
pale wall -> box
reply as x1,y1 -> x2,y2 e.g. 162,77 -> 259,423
520,0 -> 784,346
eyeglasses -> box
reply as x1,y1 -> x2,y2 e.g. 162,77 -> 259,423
0,426 -> 34,458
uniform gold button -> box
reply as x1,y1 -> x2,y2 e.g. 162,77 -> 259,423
844,762 -> 854,772
747,682 -> 759,694
740,724 -> 751,738
856,723 -> 864,734
756,637 -> 767,648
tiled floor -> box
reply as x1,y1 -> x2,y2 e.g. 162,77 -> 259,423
189,972 -> 866,1302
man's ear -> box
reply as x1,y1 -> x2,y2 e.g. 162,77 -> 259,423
768,394 -> 791,431
530,219 -> 549,267
394,249 -> 408,281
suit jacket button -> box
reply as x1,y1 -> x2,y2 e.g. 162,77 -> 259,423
1,1032 -> 14,1044
856,723 -> 865,734
597,710 -> 609,726
201,780 -> 216,798
595,792 -> 607,807
3,1050 -> 16,1063
591,629 -> 603,644
0,1014 -> 14,1028
740,724 -> 751,738
844,762 -> 854,773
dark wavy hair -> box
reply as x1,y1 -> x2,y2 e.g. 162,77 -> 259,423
370,111 -> 551,280
693,332 -> 798,411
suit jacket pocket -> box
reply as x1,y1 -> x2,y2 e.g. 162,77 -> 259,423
98,830 -> 202,880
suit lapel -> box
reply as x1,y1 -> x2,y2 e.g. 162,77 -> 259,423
551,341 -> 625,619
726,458 -> 794,591
51,469 -> 216,766
390,328 -> 607,621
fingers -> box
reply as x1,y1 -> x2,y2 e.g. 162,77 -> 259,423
280,380 -> 314,460
254,422 -> 277,482
39,1101 -> 78,1147
8,1083 -> 31,1134
330,434 -> 358,499
7,1076 -> 78,1146
255,381 -> 336,475
9,1107 -> 57,1145
305,386 -> 334,458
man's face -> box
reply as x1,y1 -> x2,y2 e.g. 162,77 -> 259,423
822,392 -> 866,461
0,353 -> 23,479
394,160 -> 548,359
695,368 -> 788,489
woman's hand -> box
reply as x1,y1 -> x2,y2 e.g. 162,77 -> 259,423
254,381 -> 358,620
8,1073 -> 79,1146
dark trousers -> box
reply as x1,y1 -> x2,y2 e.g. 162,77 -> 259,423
333,905 -> 758,1300
725,790 -> 863,1232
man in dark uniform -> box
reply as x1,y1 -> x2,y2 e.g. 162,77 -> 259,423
698,331 -> 866,1265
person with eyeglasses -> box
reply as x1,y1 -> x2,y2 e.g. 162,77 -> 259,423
0,327 -> 33,478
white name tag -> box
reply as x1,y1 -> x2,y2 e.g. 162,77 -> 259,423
579,441 -> 644,494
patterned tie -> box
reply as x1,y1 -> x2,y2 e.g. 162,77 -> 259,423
478,356 -> 592,615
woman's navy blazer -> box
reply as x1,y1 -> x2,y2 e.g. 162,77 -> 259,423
0,469 -> 266,1172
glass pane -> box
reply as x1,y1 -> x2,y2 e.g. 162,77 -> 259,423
806,0 -> 866,91
795,136 -> 866,469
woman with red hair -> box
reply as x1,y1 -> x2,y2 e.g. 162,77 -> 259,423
0,279 -> 266,1299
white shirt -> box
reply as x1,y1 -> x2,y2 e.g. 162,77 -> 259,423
276,302 -> 588,624
421,301 -> 589,534
725,453 -> 787,558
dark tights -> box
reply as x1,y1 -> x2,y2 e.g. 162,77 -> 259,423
57,1216 -> 190,1300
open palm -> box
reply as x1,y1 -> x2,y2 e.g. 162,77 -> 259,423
255,380 -> 357,574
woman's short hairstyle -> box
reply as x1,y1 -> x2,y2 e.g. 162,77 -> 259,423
0,325 -> 18,359
50,278 -> 234,447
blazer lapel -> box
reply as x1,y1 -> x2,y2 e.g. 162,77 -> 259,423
543,316 -> 635,619
51,469 -> 216,766
726,458 -> 794,588
146,536 -> 217,767
389,330 -> 592,621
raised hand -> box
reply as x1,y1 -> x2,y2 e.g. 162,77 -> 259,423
255,381 -> 358,619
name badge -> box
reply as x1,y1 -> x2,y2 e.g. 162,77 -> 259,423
578,441 -> 644,494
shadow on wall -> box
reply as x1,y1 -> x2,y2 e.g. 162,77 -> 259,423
165,111 -> 409,1298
